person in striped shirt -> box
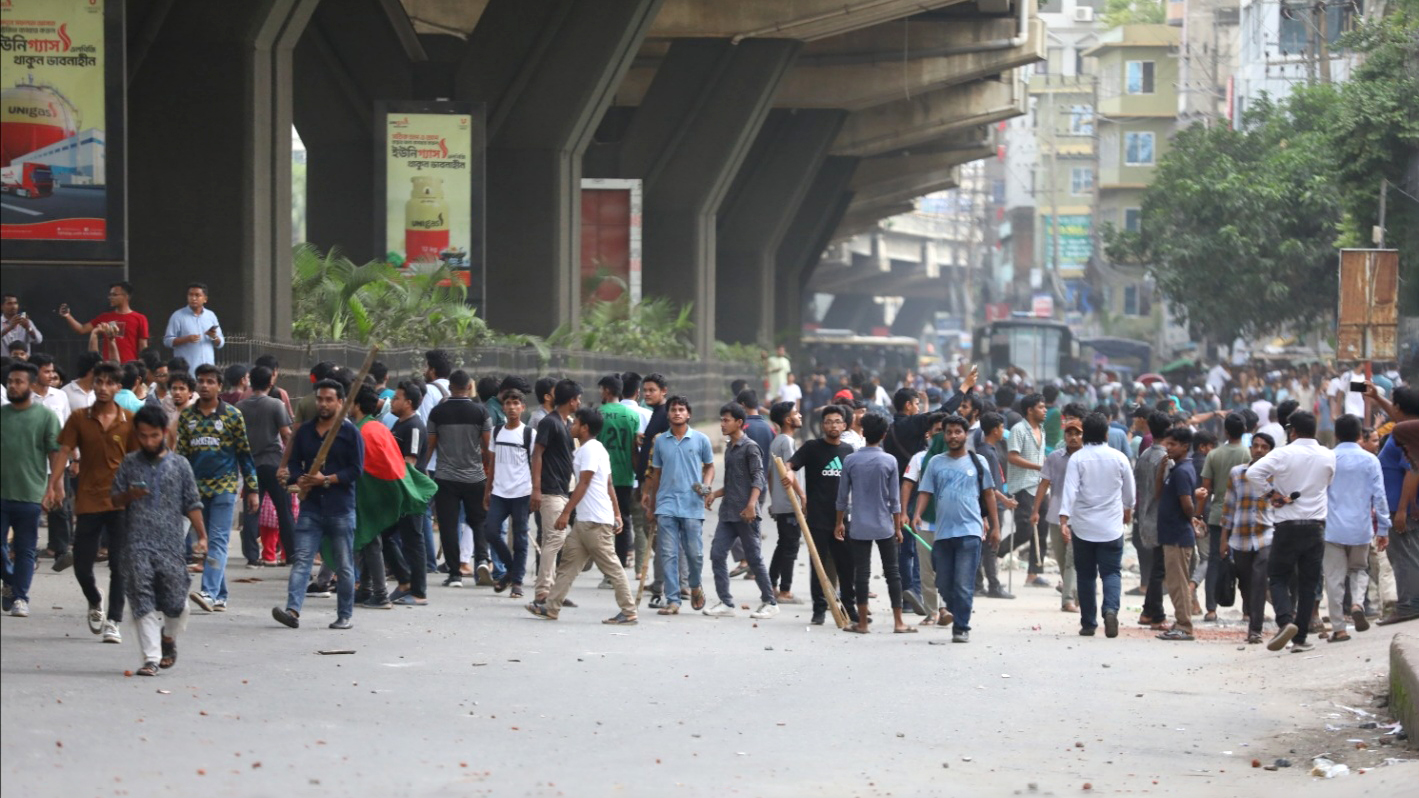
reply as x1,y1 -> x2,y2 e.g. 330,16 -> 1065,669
1221,432 -> 1276,644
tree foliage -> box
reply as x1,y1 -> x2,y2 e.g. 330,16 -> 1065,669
547,295 -> 699,360
1102,0 -> 1165,28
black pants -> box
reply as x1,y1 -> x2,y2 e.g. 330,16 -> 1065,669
769,513 -> 801,592
433,478 -> 487,571
47,473 -> 76,555
381,513 -> 427,597
1201,524 -> 1224,612
1269,521 -> 1324,644
257,464 -> 295,559
1133,525 -> 1153,591
1006,489 -> 1047,574
808,525 -> 858,621
357,539 -> 387,602
1233,545 -> 1270,635
613,485 -> 634,565
74,511 -> 125,622
1142,544 -> 1167,619
852,536 -> 903,609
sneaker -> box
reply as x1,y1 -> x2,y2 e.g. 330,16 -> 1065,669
952,631 -> 970,643
361,598 -> 393,610
985,587 -> 1017,600
390,587 -> 412,603
101,620 -> 122,643
810,610 -> 826,625
750,603 -> 780,619
10,598 -> 29,617
188,591 -> 214,612
475,562 -> 494,586
1079,626 -> 1096,636
212,599 -> 227,613
53,551 -> 74,572
1247,632 -> 1264,644
525,601 -> 557,620
329,617 -> 353,630
1267,623 -> 1299,651
902,590 -> 927,616
602,611 -> 638,625
442,577 -> 463,588
392,594 -> 427,606
1290,640 -> 1315,653
271,607 -> 300,628
306,583 -> 333,598
648,594 -> 664,609
598,576 -> 613,590
87,591 -> 105,634
703,602 -> 736,617
1104,610 -> 1119,639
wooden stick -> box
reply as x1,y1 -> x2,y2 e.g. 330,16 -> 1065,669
773,455 -> 849,629
289,346 -> 380,499
634,516 -> 658,607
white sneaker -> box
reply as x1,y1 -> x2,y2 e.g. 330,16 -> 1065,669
703,602 -> 736,617
10,599 -> 29,617
87,591 -> 105,634
749,602 -> 779,619
101,619 -> 122,643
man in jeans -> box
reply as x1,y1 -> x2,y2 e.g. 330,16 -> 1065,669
2,362 -> 61,618
237,365 -> 293,564
46,361 -> 136,643
1005,393 -> 1050,585
178,364 -> 259,612
1249,410 -> 1336,652
703,403 -> 777,620
531,379 -> 582,603
642,395 -> 715,616
1221,432 -> 1277,644
1322,414 -> 1390,642
1059,413 -> 1135,639
427,369 -> 492,587
486,389 -> 535,599
272,379 -> 364,630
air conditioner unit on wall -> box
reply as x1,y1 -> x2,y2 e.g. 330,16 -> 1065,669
1074,7 -> 1095,21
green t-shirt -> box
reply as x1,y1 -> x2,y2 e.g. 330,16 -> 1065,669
598,401 -> 640,487
0,403 -> 61,504
1043,406 -> 1062,453
1201,441 -> 1251,526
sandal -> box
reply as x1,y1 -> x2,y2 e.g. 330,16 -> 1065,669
843,625 -> 870,634
657,604 -> 680,615
690,588 -> 705,611
1156,628 -> 1195,641
159,636 -> 177,669
137,661 -> 160,677
1328,631 -> 1351,643
894,626 -> 919,634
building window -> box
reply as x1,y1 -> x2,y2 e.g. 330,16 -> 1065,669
1125,60 -> 1155,94
1124,131 -> 1155,165
1070,167 -> 1094,195
1124,208 -> 1142,232
1124,285 -> 1140,316
1279,5 -> 1308,54
1035,56 -> 1049,75
1069,105 -> 1094,135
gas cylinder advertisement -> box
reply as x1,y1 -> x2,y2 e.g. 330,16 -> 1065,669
379,101 -> 485,312
1,0 -> 122,261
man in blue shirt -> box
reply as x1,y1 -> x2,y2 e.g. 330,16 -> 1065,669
835,414 -> 905,634
641,395 -> 715,615
1156,426 -> 1199,641
272,379 -> 364,631
1372,384 -> 1419,625
912,414 -> 999,643
162,284 -> 223,368
1323,414 -> 1391,641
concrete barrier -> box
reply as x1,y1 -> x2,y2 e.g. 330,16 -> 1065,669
1392,633 -> 1419,749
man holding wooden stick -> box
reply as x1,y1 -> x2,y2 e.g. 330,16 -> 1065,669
785,404 -> 859,627
272,378 -> 365,630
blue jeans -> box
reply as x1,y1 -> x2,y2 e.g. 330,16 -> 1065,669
1072,534 -> 1124,629
710,519 -> 774,606
485,494 -> 531,585
422,508 -> 438,571
898,533 -> 921,596
932,535 -> 982,634
656,515 -> 704,604
200,493 -> 238,602
286,510 -> 357,619
1,500 -> 42,603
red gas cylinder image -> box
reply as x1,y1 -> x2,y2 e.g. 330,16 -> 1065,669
405,176 -> 450,263
0,79 -> 80,167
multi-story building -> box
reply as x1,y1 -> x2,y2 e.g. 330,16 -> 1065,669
1233,0 -> 1361,123
1171,0 -> 1242,125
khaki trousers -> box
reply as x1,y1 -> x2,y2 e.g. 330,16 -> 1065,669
1163,544 -> 1194,633
534,494 -> 570,599
545,520 -> 635,617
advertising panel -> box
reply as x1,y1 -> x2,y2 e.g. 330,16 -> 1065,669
0,0 -> 124,262
1040,213 -> 1092,277
376,101 -> 485,313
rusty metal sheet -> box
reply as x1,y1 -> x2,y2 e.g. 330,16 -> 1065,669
1336,249 -> 1399,360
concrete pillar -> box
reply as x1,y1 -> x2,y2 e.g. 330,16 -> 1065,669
774,156 -> 859,339
715,109 -> 845,346
457,0 -> 663,337
821,294 -> 884,333
129,0 -> 317,341
890,296 -> 938,337
589,38 -> 801,357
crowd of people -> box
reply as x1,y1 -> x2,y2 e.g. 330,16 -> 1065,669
2,284 -> 1417,678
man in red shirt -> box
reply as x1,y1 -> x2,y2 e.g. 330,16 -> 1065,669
58,282 -> 150,363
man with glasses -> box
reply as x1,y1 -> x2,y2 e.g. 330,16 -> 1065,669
57,282 -> 150,363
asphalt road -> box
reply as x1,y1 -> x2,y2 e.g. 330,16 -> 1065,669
0,185 -> 107,225
3,541 -> 1414,797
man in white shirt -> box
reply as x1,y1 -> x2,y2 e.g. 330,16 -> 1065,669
764,345 -> 791,396
618,371 -> 653,434
1058,412 -> 1136,639
777,372 -> 803,411
62,352 -> 101,413
1247,410 -> 1336,652
526,406 -> 637,625
161,283 -> 223,368
484,390 -> 535,598
1330,368 -> 1367,421
27,353 -> 74,566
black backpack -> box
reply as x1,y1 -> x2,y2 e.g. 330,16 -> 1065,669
493,423 -> 533,456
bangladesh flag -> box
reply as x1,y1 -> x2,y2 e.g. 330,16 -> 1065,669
352,416 -> 437,552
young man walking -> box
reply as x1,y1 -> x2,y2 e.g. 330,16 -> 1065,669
767,400 -> 803,603
110,405 -> 209,675
597,375 -> 641,568
1323,414 -> 1390,642
486,389 -> 535,598
912,414 -> 1000,642
1249,411 -> 1336,652
1058,413 -> 1136,638
1221,432 -> 1276,644
178,364 -> 259,612
975,412 -> 1017,600
2,363 -> 61,617
237,365 -> 294,564
531,379 -> 582,603
388,381 -> 432,603
1006,393 -> 1050,585
1034,419 -> 1084,612
1155,426 -> 1200,641
272,379 -> 365,630
703,404 -> 777,619
1197,413 -> 1254,622
427,369 -> 492,587
636,374 -> 677,605
787,405 -> 859,626
527,408 -> 637,624
1135,412 -> 1173,628
642,395 -> 715,615
838,413 -> 908,634
45,361 -> 136,643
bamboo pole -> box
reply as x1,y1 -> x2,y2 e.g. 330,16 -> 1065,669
773,455 -> 848,630
634,517 -> 658,607
289,346 -> 380,499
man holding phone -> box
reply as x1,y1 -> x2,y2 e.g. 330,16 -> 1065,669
162,283 -> 223,368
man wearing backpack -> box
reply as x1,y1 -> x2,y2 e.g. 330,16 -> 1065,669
484,389 -> 535,599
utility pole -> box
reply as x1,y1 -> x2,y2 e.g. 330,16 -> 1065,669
1316,1 -> 1331,83
1377,177 -> 1389,247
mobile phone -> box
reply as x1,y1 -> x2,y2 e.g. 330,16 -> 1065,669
1349,380 -> 1366,392
132,481 -> 148,490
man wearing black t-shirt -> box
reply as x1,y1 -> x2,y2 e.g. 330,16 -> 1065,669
387,380 -> 430,604
531,379 -> 581,603
786,405 -> 859,625
427,370 -> 492,588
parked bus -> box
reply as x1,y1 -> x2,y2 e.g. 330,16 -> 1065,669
801,330 -> 920,374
